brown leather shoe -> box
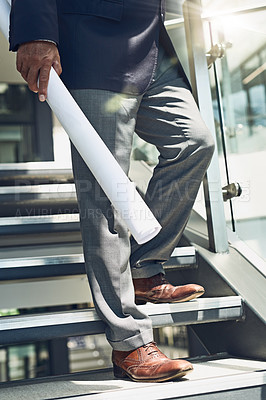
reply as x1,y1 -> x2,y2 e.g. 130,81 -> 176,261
133,273 -> 204,305
112,342 -> 193,382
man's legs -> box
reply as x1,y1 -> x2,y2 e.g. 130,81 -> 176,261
70,44 -> 214,348
69,43 -> 214,381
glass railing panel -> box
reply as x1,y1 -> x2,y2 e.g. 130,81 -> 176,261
203,7 -> 266,260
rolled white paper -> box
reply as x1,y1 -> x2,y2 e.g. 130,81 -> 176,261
0,0 -> 161,244
0,0 -> 9,38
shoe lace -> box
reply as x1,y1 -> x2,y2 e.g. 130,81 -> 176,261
143,342 -> 160,356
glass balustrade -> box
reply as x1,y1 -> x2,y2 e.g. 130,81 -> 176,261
202,2 -> 266,260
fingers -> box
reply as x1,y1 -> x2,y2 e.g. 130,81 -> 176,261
16,41 -> 62,102
25,66 -> 40,93
38,64 -> 52,101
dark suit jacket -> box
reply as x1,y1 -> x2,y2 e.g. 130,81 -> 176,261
9,0 -> 178,95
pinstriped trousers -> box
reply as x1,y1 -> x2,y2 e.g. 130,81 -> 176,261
70,44 -> 215,350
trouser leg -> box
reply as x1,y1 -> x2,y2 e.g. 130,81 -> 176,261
70,89 -> 153,351
130,46 -> 215,278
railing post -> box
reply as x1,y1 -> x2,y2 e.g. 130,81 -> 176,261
183,0 -> 228,253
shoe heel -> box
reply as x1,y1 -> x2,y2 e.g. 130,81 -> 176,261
113,363 -> 127,378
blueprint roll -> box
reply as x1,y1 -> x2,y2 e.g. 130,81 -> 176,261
0,0 -> 162,244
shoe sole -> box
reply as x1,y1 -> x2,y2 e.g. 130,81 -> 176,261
114,366 -> 193,383
135,290 -> 205,305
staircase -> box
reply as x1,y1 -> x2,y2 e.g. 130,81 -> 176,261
0,163 -> 265,399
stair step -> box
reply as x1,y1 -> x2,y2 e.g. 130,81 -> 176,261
0,245 -> 196,280
0,249 -> 85,280
0,184 -> 78,217
0,214 -> 80,236
0,297 -> 243,345
0,216 -> 82,248
164,246 -> 197,270
0,162 -> 73,185
0,356 -> 265,400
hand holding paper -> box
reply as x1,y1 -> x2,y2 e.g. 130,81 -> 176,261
0,0 -> 162,244
16,40 -> 62,102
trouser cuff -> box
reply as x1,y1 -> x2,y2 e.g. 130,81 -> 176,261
131,262 -> 165,279
108,328 -> 154,351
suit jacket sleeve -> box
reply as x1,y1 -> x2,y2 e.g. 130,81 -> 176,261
9,0 -> 59,51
